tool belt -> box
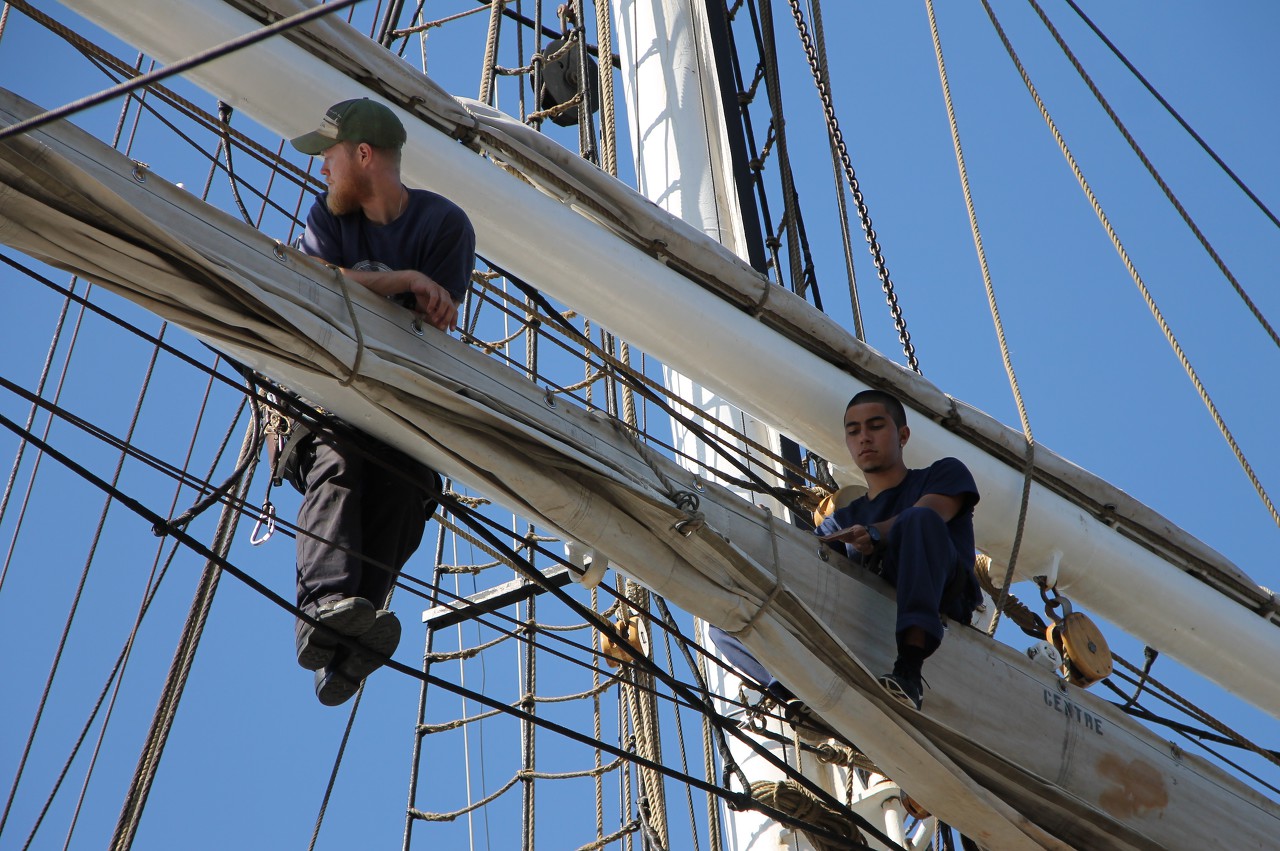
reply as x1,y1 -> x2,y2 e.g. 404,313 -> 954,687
260,396 -> 318,494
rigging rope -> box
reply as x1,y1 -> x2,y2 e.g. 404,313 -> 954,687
806,0 -> 865,341
783,0 -> 920,372
1024,0 -> 1279,353
1059,0 -> 1280,233
111,410 -> 260,851
978,0 -> 1280,530
922,0 -> 1036,636
0,321 -> 171,840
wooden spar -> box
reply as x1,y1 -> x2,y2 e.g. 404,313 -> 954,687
1,90 -> 1276,848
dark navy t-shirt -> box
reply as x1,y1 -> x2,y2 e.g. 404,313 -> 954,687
817,457 -> 979,585
299,188 -> 475,304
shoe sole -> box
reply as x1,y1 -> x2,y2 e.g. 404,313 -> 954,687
297,598 -> 377,670
336,610 -> 402,684
878,675 -> 923,711
314,667 -> 361,707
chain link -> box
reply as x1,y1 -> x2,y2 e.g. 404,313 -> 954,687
785,0 -> 920,373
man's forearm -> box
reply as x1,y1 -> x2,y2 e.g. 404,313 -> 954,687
343,267 -> 416,297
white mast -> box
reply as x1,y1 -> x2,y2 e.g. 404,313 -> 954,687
611,3 -> 925,848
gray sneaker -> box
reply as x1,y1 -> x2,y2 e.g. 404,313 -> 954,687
296,597 -> 376,670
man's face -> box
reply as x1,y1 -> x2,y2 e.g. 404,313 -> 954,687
320,142 -> 367,216
844,402 -> 907,474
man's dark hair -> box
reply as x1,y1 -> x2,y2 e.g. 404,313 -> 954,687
846,389 -> 908,429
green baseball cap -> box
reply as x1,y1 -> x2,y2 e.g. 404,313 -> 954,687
290,98 -> 407,155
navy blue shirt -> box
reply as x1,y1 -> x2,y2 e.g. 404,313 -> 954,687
300,188 -> 475,304
817,457 -> 979,572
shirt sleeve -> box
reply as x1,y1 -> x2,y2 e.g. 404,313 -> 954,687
420,205 -> 476,302
299,197 -> 341,265
921,457 -> 980,508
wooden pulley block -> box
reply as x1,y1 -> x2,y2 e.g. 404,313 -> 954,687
600,616 -> 648,668
1046,610 -> 1113,687
811,484 -> 868,527
901,792 -> 930,820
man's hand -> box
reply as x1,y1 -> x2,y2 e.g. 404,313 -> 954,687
821,524 -> 880,556
405,272 -> 458,331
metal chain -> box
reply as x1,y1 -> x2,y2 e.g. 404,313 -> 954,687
786,0 -> 920,373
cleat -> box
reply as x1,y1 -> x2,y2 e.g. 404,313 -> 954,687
296,597 -> 376,670
878,671 -> 924,711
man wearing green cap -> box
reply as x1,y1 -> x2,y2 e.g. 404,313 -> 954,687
286,98 -> 475,706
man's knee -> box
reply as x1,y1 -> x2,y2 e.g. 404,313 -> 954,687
890,506 -> 947,542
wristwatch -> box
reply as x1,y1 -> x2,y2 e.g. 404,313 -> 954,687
865,524 -> 882,549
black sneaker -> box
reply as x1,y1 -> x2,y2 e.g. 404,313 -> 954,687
784,698 -> 840,744
878,671 -> 924,710
296,597 -> 376,670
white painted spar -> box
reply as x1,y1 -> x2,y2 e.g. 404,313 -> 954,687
62,0 -> 1280,718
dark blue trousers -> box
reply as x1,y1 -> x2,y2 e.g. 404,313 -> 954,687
711,507 -> 964,686
878,506 -> 962,653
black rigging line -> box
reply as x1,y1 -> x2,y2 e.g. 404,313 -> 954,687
1059,0 -> 1280,231
0,0 -> 363,145
0,351 -> 778,729
0,407 -> 892,851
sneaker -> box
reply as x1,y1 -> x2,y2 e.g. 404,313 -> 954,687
296,597 -> 376,670
335,610 -> 402,685
784,698 -> 840,744
314,665 -> 361,707
878,671 -> 924,710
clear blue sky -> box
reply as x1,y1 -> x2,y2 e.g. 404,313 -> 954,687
0,1 -> 1277,849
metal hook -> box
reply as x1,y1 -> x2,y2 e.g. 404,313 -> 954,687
250,500 -> 276,546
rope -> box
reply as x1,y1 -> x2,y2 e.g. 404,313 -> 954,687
923,0 -> 1036,635
16,371 -> 229,850
756,0 -> 806,299
978,0 -> 1279,530
593,0 -> 617,177
0,321 -> 170,838
1060,0 -> 1280,233
331,264 -> 367,387
0,279 -> 78,597
478,0 -> 506,104
784,0 -> 919,372
112,411 -> 261,851
748,779 -> 865,850
0,0 -> 363,144
1024,0 -> 1279,352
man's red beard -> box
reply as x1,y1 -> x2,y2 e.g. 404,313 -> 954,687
325,172 -> 369,216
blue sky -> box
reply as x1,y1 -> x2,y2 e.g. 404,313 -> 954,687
0,1 -> 1277,849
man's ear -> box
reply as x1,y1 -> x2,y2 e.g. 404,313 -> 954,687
899,425 -> 910,447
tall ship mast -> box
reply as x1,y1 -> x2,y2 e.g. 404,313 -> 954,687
0,2 -> 1276,849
